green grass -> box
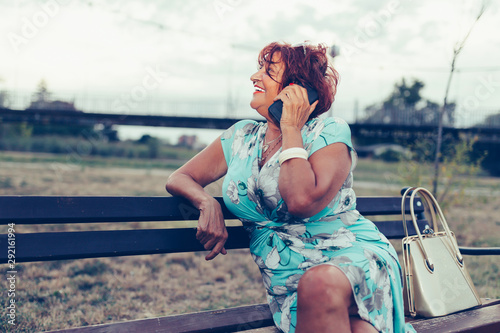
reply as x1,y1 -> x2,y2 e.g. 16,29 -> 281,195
0,148 -> 197,170
355,158 -> 500,191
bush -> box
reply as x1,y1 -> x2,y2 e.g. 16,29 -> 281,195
0,177 -> 13,188
378,149 -> 404,162
0,133 -> 201,162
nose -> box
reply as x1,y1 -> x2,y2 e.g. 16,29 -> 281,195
250,67 -> 265,84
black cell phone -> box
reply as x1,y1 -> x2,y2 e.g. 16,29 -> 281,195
268,83 -> 319,124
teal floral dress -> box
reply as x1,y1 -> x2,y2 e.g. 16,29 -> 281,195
220,117 -> 415,333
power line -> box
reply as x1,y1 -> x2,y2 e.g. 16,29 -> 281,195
344,65 -> 500,73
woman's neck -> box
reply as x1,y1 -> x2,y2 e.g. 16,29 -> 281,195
266,121 -> 281,138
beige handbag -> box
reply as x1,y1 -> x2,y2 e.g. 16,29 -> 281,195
401,187 -> 481,317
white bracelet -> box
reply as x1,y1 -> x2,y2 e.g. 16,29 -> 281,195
279,147 -> 308,165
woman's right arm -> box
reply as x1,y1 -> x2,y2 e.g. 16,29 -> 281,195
165,137 -> 228,260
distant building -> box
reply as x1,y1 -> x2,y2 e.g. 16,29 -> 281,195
28,99 -> 80,111
177,135 -> 197,148
28,79 -> 81,112
177,135 -> 205,150
478,112 -> 500,128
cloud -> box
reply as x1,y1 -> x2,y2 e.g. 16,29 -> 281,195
1,0 -> 498,116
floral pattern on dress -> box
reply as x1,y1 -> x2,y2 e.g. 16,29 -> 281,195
220,118 -> 415,333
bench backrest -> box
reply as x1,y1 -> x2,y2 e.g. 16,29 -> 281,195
0,195 -> 427,263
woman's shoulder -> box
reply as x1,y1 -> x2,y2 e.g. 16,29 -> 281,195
221,119 -> 263,140
315,116 -> 349,127
304,116 -> 351,136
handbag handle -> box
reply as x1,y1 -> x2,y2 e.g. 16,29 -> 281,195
401,187 -> 464,271
401,187 -> 434,270
402,187 -> 439,236
413,188 -> 464,265
401,187 -> 424,238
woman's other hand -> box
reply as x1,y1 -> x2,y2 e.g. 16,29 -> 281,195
165,137 -> 229,261
196,197 -> 228,261
274,83 -> 319,130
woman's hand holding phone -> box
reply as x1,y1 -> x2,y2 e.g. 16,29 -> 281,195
269,83 -> 319,130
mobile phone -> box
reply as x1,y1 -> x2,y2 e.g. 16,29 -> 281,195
268,83 -> 319,124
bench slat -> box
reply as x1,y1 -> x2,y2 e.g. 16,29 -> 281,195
459,246 -> 500,256
45,300 -> 500,333
0,196 -> 225,224
0,220 -> 429,263
47,303 -> 275,333
0,196 -> 424,224
407,300 -> 500,333
0,228 -> 245,263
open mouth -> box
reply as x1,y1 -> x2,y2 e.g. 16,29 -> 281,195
254,85 -> 265,93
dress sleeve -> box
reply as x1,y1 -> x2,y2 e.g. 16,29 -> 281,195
308,117 -> 358,171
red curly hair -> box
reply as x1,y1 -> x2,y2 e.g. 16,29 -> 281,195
257,41 -> 339,119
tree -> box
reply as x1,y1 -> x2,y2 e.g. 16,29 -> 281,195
31,79 -> 51,106
362,78 -> 454,126
432,3 -> 486,195
383,78 -> 424,110
0,91 -> 8,108
28,80 -> 78,111
26,80 -> 92,137
0,76 -> 9,108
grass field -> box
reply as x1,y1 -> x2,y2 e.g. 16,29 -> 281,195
0,151 -> 498,332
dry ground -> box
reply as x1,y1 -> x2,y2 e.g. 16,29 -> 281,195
0,153 -> 498,332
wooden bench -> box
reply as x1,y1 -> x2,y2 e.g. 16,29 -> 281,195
1,192 -> 499,333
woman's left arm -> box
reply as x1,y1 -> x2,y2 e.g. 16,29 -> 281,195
276,84 -> 351,218
279,132 -> 351,218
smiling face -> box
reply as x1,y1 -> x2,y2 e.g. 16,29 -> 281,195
250,54 -> 284,118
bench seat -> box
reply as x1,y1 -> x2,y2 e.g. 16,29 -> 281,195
47,299 -> 500,333
1,194 -> 498,332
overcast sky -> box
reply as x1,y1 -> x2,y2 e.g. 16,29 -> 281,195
1,0 -> 499,132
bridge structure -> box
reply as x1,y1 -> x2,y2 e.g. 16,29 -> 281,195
1,107 -> 499,173
1,107 -> 499,142
0,108 -> 246,130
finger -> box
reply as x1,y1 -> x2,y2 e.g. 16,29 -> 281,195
273,90 -> 289,101
201,231 -> 214,243
212,239 -> 226,255
298,85 -> 310,104
221,247 -> 227,255
287,85 -> 310,108
284,86 -> 299,100
309,100 -> 319,113
206,239 -> 226,260
196,228 -> 210,243
205,251 -> 217,261
274,83 -> 297,101
205,247 -> 220,261
202,235 -> 218,250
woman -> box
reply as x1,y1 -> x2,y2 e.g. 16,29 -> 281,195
165,42 -> 415,333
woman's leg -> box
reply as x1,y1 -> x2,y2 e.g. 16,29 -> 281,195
295,265 -> 352,333
295,265 -> 378,333
350,317 -> 378,333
